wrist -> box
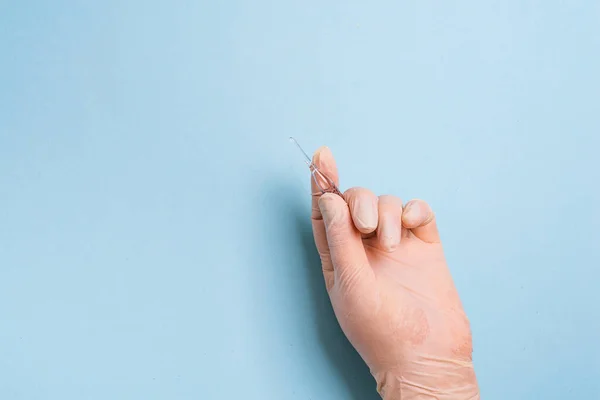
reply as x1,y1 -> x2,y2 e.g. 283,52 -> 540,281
374,362 -> 480,400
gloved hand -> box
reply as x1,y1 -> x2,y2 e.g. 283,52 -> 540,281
310,146 -> 480,400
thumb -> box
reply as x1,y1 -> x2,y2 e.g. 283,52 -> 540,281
319,193 -> 374,288
401,199 -> 440,243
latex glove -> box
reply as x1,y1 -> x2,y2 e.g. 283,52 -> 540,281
310,146 -> 480,400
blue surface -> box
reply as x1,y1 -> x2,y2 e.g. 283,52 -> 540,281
1,1 -> 599,399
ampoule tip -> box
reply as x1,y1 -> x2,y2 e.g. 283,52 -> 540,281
289,137 -> 312,165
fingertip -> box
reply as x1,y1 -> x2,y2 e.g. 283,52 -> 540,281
402,199 -> 440,243
402,200 -> 429,228
380,237 -> 399,253
318,192 -> 337,205
354,212 -> 378,234
344,187 -> 379,234
377,195 -> 403,252
311,146 -> 339,196
318,192 -> 337,209
318,193 -> 346,224
313,146 -> 333,168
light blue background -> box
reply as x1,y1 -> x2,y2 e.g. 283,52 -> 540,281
1,1 -> 599,399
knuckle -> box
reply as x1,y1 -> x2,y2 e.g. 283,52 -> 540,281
323,272 -> 335,292
319,251 -> 333,270
409,198 -> 429,208
343,187 -> 359,199
344,186 -> 375,200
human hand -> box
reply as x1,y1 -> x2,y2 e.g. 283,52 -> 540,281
310,146 -> 479,400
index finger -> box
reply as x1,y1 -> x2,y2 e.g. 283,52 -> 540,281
311,146 -> 340,220
311,146 -> 340,279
